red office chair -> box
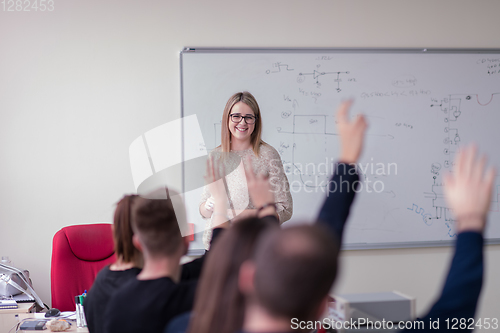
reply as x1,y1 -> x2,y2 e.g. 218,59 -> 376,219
51,224 -> 116,311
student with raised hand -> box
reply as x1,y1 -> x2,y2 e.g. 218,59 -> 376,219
237,133 -> 495,332
317,99 -> 367,244
403,145 -> 496,332
237,100 -> 368,333
84,194 -> 142,333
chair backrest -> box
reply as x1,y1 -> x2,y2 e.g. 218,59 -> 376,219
51,224 -> 116,311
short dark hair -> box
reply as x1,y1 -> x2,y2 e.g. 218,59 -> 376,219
131,188 -> 184,257
253,225 -> 339,322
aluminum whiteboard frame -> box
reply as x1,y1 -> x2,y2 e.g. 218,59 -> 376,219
180,47 -> 500,250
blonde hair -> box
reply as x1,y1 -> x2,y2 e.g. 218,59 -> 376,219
221,91 -> 263,156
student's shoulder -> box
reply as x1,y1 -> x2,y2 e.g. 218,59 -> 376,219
171,280 -> 198,301
176,278 -> 198,288
114,276 -> 170,303
98,267 -> 141,287
91,266 -> 114,288
120,277 -> 178,296
181,257 -> 204,281
86,267 -> 109,297
93,265 -> 112,282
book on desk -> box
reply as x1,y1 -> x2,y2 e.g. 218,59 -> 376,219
0,299 -> 18,309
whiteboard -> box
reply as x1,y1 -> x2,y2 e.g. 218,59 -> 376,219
180,48 -> 500,250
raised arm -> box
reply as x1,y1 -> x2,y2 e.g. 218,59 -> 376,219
204,156 -> 231,228
404,146 -> 496,332
316,100 -> 367,244
199,175 -> 214,219
244,156 -> 279,222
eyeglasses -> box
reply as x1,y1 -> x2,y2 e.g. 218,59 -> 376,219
230,114 -> 257,125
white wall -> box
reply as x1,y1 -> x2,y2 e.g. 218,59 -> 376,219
0,0 -> 498,329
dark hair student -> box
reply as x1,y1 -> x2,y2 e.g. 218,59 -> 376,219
84,194 -> 143,333
186,217 -> 278,333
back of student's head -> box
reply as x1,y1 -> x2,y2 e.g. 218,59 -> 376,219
253,225 -> 339,322
187,217 -> 278,333
113,194 -> 142,266
131,188 -> 185,257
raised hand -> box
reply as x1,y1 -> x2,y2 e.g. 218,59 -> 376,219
444,145 -> 496,233
244,156 -> 277,219
204,156 -> 230,227
336,100 -> 368,164
204,156 -> 228,203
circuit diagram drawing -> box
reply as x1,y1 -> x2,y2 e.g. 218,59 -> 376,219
276,114 -> 336,190
275,113 -> 394,193
297,69 -> 350,91
265,60 -> 352,91
425,92 -> 500,237
265,62 -> 294,74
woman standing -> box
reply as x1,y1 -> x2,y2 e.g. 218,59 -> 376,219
199,91 -> 293,249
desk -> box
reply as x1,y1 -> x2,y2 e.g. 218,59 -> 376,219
17,313 -> 89,332
0,302 -> 35,332
0,304 -> 88,333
